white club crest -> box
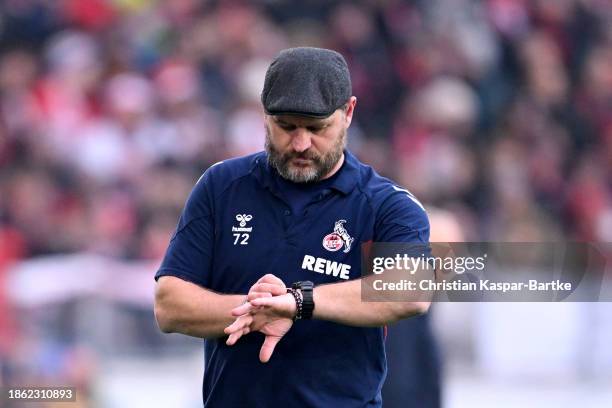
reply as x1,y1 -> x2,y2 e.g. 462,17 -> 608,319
322,219 -> 354,253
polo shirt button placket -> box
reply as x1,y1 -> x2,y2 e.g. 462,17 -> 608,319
282,208 -> 297,246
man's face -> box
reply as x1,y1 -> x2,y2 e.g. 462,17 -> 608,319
264,97 -> 356,183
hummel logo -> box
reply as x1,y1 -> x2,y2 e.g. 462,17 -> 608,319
235,214 -> 253,227
232,214 -> 253,245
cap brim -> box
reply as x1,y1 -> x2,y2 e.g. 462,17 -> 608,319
263,109 -> 335,119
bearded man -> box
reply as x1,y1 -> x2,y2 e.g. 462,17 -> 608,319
154,47 -> 433,408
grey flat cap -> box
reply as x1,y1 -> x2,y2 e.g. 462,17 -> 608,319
261,47 -> 352,118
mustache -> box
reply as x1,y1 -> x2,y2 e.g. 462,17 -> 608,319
281,150 -> 320,162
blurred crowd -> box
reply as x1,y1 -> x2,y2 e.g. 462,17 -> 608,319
1,0 -> 612,403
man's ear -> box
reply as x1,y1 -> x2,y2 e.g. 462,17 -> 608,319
344,96 -> 357,127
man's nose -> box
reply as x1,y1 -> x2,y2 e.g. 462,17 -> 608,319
291,128 -> 312,152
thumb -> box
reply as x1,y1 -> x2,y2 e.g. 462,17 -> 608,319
259,335 -> 281,363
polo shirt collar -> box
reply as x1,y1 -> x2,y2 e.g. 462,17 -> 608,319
253,150 -> 359,195
328,150 -> 359,195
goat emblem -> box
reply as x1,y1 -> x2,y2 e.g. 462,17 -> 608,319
322,219 -> 354,253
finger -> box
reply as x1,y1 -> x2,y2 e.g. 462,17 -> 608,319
247,291 -> 273,301
226,331 -> 240,346
231,301 -> 254,317
250,297 -> 275,308
224,315 -> 251,334
259,336 -> 281,363
252,283 -> 286,296
251,295 -> 295,319
224,321 -> 243,336
226,326 -> 251,346
257,274 -> 285,287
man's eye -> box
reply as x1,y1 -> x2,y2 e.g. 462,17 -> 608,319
281,124 -> 296,131
307,127 -> 323,133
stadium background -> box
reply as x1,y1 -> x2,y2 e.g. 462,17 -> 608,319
0,0 -> 611,406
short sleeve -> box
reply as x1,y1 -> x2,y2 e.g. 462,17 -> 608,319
154,171 -> 215,287
374,186 -> 430,256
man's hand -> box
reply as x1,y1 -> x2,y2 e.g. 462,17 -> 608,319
224,274 -> 296,363
231,274 -> 287,316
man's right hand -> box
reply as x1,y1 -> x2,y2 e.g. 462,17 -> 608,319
224,274 -> 294,363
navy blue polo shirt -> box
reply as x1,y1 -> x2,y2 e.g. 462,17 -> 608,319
155,150 -> 430,408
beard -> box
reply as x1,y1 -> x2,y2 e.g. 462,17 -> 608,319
265,125 -> 346,183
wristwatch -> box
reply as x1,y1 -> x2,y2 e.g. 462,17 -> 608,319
292,281 -> 314,319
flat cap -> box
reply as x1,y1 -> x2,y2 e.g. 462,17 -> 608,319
261,47 -> 352,118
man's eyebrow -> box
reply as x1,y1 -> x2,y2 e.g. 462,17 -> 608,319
308,121 -> 330,128
273,117 -> 293,125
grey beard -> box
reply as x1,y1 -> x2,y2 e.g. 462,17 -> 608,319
265,129 -> 345,183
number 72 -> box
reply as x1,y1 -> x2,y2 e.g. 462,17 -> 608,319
233,233 -> 249,245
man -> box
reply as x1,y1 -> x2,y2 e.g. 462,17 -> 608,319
154,47 -> 432,407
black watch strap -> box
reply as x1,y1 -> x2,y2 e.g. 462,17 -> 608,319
292,281 -> 314,319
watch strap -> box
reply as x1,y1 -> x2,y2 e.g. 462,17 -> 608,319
292,281 -> 314,319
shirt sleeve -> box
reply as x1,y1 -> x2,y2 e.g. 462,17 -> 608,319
154,171 -> 215,287
374,186 -> 431,256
